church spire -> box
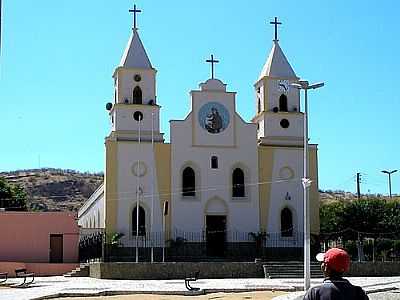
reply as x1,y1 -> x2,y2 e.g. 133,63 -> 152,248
119,5 -> 152,69
258,18 -> 297,80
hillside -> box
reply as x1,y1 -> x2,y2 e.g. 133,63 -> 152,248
1,168 -> 103,212
0,168 -> 395,212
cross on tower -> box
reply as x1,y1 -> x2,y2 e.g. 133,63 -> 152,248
206,54 -> 219,79
269,17 -> 282,42
129,4 -> 142,30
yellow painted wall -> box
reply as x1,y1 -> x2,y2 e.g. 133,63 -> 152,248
258,146 -> 274,231
154,143 -> 171,239
308,146 -> 320,234
104,138 -> 118,235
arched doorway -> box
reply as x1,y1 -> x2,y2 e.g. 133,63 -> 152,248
281,207 -> 293,237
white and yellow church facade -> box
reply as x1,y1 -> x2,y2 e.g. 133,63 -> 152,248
78,10 -> 320,255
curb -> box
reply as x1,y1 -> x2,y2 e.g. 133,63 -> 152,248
32,286 -> 298,300
271,286 -> 400,300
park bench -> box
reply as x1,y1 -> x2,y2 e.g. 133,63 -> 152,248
184,270 -> 200,291
0,272 -> 7,284
15,268 -> 35,286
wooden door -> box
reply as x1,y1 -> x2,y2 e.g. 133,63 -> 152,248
50,234 -> 63,263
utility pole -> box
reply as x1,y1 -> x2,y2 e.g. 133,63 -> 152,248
356,173 -> 361,200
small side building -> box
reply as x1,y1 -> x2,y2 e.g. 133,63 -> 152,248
0,212 -> 79,276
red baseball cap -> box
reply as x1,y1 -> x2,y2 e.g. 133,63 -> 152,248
316,248 -> 350,273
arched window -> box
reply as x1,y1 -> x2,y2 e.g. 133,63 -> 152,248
132,206 -> 146,236
211,156 -> 218,169
232,168 -> 245,197
279,94 -> 288,112
281,208 -> 293,237
182,167 -> 196,197
257,97 -> 261,113
132,86 -> 142,104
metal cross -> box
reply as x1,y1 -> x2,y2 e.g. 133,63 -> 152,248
270,17 -> 282,42
129,4 -> 142,30
206,54 -> 219,79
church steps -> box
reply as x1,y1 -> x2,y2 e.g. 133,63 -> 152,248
263,261 -> 322,278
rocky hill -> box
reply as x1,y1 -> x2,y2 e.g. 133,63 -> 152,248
1,168 -> 103,212
0,168 -> 395,212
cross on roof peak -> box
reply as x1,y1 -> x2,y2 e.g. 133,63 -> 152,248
206,54 -> 219,79
129,4 -> 142,30
269,17 -> 282,42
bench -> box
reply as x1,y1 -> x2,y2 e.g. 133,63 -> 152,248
184,270 -> 200,291
0,272 -> 7,284
15,268 -> 35,286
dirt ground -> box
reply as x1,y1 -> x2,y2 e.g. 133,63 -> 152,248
55,291 -> 287,300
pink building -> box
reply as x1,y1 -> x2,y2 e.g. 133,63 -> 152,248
0,212 -> 79,276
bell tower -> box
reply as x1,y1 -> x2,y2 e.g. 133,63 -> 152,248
104,5 -> 164,238
107,5 -> 163,142
252,18 -> 303,146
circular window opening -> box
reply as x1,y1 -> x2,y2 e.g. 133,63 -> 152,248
133,111 -> 143,121
280,119 -> 290,128
134,74 -> 141,82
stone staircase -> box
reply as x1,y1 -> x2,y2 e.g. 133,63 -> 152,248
263,261 -> 323,278
64,263 -> 90,277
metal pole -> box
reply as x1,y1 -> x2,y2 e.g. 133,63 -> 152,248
136,119 -> 141,263
162,212 -> 165,262
389,173 -> 392,199
304,88 -> 311,291
151,112 -> 154,263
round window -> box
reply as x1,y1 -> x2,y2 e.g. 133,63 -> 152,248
133,111 -> 143,121
280,119 -> 290,128
134,74 -> 141,82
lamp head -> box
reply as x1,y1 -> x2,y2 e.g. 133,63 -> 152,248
309,82 -> 325,89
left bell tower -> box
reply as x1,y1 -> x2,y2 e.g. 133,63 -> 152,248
108,4 -> 163,142
104,5 -> 164,237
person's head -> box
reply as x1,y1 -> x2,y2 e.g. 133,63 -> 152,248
316,248 -> 350,277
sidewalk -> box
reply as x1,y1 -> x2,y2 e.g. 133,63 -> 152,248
0,276 -> 399,300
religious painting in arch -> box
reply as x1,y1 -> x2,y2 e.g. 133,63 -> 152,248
132,206 -> 146,236
132,86 -> 142,104
198,102 -> 230,134
281,207 -> 293,237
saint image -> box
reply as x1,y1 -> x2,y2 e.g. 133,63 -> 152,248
205,107 -> 223,133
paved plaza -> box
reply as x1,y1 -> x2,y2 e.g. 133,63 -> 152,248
0,276 -> 399,300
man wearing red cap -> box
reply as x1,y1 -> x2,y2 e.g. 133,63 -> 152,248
303,248 -> 369,299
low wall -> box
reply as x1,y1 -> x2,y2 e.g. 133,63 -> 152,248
90,261 -> 400,280
0,262 -> 79,277
348,262 -> 400,277
90,262 -> 265,279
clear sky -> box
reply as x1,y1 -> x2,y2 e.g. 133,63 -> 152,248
1,0 -> 399,195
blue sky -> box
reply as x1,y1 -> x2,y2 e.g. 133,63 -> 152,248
1,0 -> 398,195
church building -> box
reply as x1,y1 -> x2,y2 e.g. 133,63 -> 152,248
78,7 -> 320,257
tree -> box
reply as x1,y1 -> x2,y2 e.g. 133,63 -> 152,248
0,177 -> 27,211
320,201 -> 346,238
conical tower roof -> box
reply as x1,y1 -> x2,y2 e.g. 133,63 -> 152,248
259,41 -> 297,80
119,29 -> 152,69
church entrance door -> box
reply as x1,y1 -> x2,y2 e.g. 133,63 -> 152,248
206,215 -> 226,257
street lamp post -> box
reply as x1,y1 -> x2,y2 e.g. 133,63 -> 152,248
291,80 -> 324,291
381,170 -> 398,199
